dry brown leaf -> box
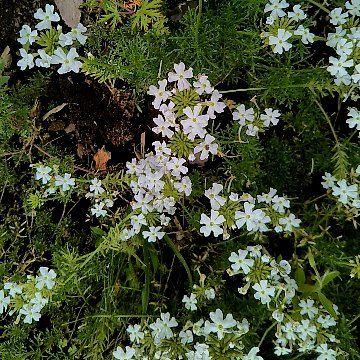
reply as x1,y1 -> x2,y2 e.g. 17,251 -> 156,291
65,123 -> 76,133
54,0 -> 83,28
43,103 -> 68,120
1,46 -> 12,69
77,143 -> 86,159
93,146 -> 111,171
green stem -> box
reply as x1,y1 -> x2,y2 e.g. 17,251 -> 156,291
258,321 -> 277,347
164,234 -> 193,288
307,0 -> 330,13
310,89 -> 339,145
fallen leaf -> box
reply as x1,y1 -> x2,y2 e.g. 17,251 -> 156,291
43,103 -> 68,120
1,46 -> 12,69
65,123 -> 76,133
48,120 -> 66,132
93,146 -> 111,171
54,0 -> 83,28
77,143 -> 86,159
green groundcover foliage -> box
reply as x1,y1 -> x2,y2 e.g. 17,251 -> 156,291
1,0 -> 360,359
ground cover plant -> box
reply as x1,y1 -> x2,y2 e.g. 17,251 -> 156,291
0,0 -> 360,359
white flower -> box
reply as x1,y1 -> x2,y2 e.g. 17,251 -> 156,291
204,288 -> 216,300
327,55 -> 353,77
35,267 -> 57,290
346,0 -> 360,16
326,27 -> 347,48
142,226 -> 165,242
113,346 -> 136,360
278,213 -> 301,232
317,315 -> 336,329
200,210 -> 225,237
193,75 -> 214,95
127,324 -> 144,343
299,299 -> 318,318
30,292 -> 49,309
168,62 -> 193,91
90,178 -> 105,195
228,250 -> 254,274
329,7 -> 349,26
152,115 -> 174,138
0,290 -> 11,314
70,23 -> 88,45
181,106 -> 209,140
321,172 -> 337,189
148,79 -> 171,109
17,49 -> 34,70
264,0 -> 289,19
260,108 -> 281,127
17,25 -> 38,45
4,282 -> 22,297
174,176 -> 192,196
332,179 -> 358,204
352,64 -> 360,84
204,309 -> 237,339
335,38 -> 353,57
272,195 -> 290,213
346,107 -> 360,131
20,304 -> 42,324
149,312 -> 178,343
205,90 -> 226,119
257,188 -> 277,203
58,32 -> 74,47
182,293 -> 197,311
91,202 -> 107,217
179,329 -> 193,344
35,49 -> 53,68
166,157 -> 188,177
204,183 -> 226,210
246,124 -> 259,137
235,202 -> 270,232
54,173 -> 75,191
233,104 -> 254,125
243,347 -> 263,360
294,25 -> 315,45
252,280 -> 275,304
269,29 -> 292,54
35,165 -> 52,184
194,134 -> 219,160
287,5 -> 306,21
34,4 -> 60,30
52,48 -> 82,74
296,319 -> 317,340
272,309 -> 284,322
316,344 -> 337,360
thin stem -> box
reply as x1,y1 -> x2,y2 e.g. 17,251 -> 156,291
349,312 -> 360,326
307,0 -> 330,13
310,89 -> 339,145
258,321 -> 277,347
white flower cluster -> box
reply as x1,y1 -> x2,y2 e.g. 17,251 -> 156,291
119,63 -> 225,242
17,4 -> 87,74
326,1 -> 360,86
33,165 -> 116,218
228,246 -> 339,359
112,308 -> 263,360
232,104 -> 280,137
322,166 -> 360,209
182,273 -> 216,311
199,185 -> 301,239
0,267 -> 56,324
263,1 -> 314,54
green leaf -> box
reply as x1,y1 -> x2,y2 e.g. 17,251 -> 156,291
142,240 -> 151,314
318,292 -> 337,318
322,271 -> 340,287
295,267 -> 306,287
308,249 -> 317,272
298,284 -> 319,294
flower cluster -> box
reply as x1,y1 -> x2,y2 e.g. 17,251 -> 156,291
346,107 -> 360,132
326,2 -> 360,86
118,63 -> 225,242
232,103 -> 281,137
322,166 -> 360,209
0,267 -> 56,324
112,308 -> 262,360
262,1 -> 314,54
33,164 -> 116,218
228,246 -> 339,359
200,185 -> 301,239
17,4 -> 87,74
